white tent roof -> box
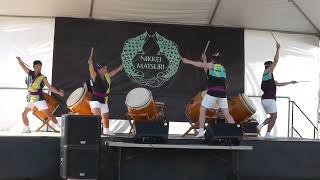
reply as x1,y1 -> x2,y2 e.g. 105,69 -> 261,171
1,0 -> 320,35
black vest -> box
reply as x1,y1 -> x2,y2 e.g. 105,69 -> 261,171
261,70 -> 276,100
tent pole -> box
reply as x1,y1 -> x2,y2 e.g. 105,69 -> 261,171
209,0 -> 221,25
290,0 -> 320,37
89,0 -> 95,19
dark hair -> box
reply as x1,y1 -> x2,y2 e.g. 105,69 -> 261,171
33,60 -> 42,66
264,61 -> 273,69
210,51 -> 222,63
96,62 -> 106,69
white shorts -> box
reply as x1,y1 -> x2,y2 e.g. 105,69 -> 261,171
89,101 -> 109,113
27,100 -> 48,111
201,94 -> 228,109
261,99 -> 277,114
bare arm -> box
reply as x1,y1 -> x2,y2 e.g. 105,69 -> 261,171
88,48 -> 97,81
181,57 -> 212,69
16,57 -> 30,74
267,42 -> 280,74
275,80 -> 297,87
42,78 -> 64,97
109,64 -> 123,77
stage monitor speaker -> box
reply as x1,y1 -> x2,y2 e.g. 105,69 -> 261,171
134,118 -> 169,143
60,146 -> 99,179
242,119 -> 259,136
61,114 -> 101,146
204,122 -> 243,145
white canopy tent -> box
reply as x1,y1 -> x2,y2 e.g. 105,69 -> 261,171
0,0 -> 319,138
0,0 -> 320,35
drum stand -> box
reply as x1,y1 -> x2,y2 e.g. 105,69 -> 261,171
123,113 -> 135,134
34,104 -> 60,133
35,117 -> 59,132
126,102 -> 166,135
183,110 -> 225,137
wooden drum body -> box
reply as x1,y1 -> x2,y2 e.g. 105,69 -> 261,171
66,86 -> 93,115
126,88 -> 157,121
186,91 -> 256,124
228,94 -> 256,123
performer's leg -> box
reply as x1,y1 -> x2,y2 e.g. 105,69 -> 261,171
100,103 -> 113,135
218,97 -> 235,123
22,107 -> 31,126
262,117 -> 271,125
199,106 -> 206,129
196,94 -> 216,138
101,112 -> 109,128
259,99 -> 277,136
266,112 -> 277,133
101,112 -> 113,135
196,106 -> 207,138
221,108 -> 235,123
21,107 -> 32,133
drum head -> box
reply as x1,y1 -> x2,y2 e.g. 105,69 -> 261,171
239,94 -> 256,113
126,88 -> 152,108
66,87 -> 85,107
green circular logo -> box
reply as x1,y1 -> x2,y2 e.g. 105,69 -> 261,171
121,32 -> 180,88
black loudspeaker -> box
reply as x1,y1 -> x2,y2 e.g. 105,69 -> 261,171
242,119 -> 259,136
60,114 -> 101,179
60,146 -> 99,179
204,122 -> 243,145
134,118 -> 169,143
61,114 -> 101,146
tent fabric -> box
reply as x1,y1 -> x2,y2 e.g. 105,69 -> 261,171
0,0 -> 320,35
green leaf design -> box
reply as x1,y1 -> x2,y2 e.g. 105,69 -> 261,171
121,32 -> 180,88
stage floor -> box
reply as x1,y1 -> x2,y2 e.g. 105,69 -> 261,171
0,131 -> 319,142
1,131 -> 320,180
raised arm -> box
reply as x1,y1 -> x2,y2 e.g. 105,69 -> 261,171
42,78 -> 64,97
275,80 -> 297,87
109,64 -> 123,77
267,42 -> 280,73
181,57 -> 212,69
88,48 -> 97,81
16,57 -> 30,74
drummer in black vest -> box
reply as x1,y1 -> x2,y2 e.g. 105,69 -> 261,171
87,48 -> 123,135
181,50 -> 235,138
257,42 -> 297,138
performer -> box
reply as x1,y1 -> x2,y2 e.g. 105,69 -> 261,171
181,51 -> 235,138
257,42 -> 297,138
17,57 -> 64,133
87,48 -> 123,135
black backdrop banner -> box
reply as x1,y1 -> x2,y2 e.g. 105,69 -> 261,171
53,17 -> 244,121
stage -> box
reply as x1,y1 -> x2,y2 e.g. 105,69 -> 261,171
0,132 -> 319,180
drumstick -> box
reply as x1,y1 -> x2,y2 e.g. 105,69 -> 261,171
89,47 -> 94,59
297,80 -> 310,83
16,57 -> 30,68
21,61 -> 30,68
13,46 -> 28,63
271,32 -> 278,44
203,41 -> 210,54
